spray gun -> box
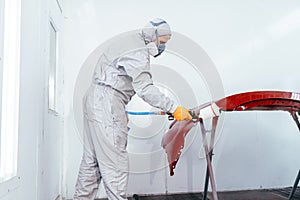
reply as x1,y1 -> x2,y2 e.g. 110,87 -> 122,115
126,110 -> 200,122
126,103 -> 221,122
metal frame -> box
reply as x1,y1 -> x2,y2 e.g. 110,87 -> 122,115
200,117 -> 219,200
289,169 -> 300,200
199,111 -> 300,200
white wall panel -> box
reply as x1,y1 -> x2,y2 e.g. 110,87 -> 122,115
0,0 -> 65,199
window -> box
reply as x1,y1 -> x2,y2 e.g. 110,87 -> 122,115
0,0 -> 21,182
48,20 -> 58,112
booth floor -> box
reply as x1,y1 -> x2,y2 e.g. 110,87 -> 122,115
97,187 -> 300,200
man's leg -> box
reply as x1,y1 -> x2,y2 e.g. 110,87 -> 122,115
86,89 -> 129,200
73,116 -> 101,200
87,115 -> 129,200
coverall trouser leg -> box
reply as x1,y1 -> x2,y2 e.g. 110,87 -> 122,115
74,85 -> 129,200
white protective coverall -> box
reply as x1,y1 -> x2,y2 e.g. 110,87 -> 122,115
74,19 -> 177,200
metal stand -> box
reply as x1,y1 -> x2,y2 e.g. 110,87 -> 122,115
290,111 -> 300,131
200,117 -> 219,200
288,169 -> 300,200
288,112 -> 300,200
199,111 -> 299,200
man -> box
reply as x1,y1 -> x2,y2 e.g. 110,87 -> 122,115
74,18 -> 192,200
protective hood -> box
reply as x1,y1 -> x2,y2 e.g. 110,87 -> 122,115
141,18 -> 172,44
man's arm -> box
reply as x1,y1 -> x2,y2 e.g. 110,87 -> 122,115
118,50 -> 177,113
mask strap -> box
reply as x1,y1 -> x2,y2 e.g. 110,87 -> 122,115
149,20 -> 166,27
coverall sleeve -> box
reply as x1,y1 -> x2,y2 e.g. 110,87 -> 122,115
118,50 -> 177,113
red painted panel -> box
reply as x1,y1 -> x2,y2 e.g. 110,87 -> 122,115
162,91 -> 300,176
215,91 -> 300,111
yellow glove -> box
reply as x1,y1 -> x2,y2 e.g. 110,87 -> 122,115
172,106 -> 192,121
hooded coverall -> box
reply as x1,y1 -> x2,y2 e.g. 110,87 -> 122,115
73,32 -> 177,200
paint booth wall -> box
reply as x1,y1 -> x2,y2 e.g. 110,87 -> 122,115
62,0 -> 300,198
0,0 -> 64,199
